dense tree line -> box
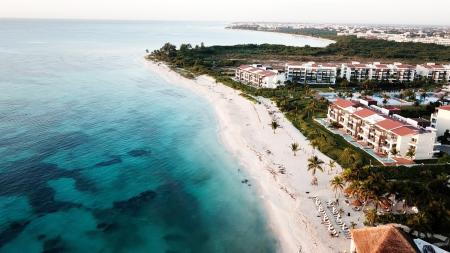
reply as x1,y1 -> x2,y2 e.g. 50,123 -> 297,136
148,37 -> 450,69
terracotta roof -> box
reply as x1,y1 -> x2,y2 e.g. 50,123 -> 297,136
350,225 -> 418,253
391,126 -> 417,136
353,108 -> 377,119
423,64 -> 445,70
333,98 -> 355,109
259,70 -> 276,77
396,64 -> 414,69
438,105 -> 450,111
375,119 -> 405,130
238,65 -> 277,77
374,64 -> 389,69
349,64 -> 371,68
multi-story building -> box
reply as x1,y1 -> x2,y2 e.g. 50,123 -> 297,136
340,62 -> 417,83
235,64 -> 286,88
430,105 -> 450,137
391,63 -> 416,83
327,98 -> 436,160
416,63 -> 450,83
340,62 -> 374,83
285,62 -> 338,85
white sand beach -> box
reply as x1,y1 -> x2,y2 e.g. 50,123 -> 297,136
145,61 -> 365,253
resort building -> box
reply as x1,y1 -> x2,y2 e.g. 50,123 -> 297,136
327,98 -> 437,160
350,225 -> 418,253
285,62 -> 338,85
393,63 -> 416,83
416,63 -> 450,84
430,105 -> 450,137
340,62 -> 374,83
235,64 -> 286,88
340,62 -> 416,83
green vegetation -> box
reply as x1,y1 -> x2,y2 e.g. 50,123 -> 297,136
398,103 -> 439,119
148,37 -> 450,70
231,26 -> 450,62
239,93 -> 258,103
343,164 -> 450,237
330,175 -> 345,198
229,25 -> 338,39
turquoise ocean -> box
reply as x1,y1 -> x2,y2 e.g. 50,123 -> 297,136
0,19 -> 330,253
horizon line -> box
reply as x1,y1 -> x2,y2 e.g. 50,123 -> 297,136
0,17 -> 449,27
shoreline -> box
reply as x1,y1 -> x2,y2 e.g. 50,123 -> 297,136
225,27 -> 336,45
144,60 -> 363,253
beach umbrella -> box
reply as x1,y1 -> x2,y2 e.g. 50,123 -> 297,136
352,199 -> 362,206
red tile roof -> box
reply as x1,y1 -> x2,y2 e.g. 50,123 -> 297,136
375,119 -> 405,130
438,105 -> 450,111
238,65 -> 276,77
395,64 -> 414,69
259,70 -> 276,77
375,64 -> 389,69
333,98 -> 355,109
422,64 -> 446,70
353,108 -> 377,118
391,126 -> 417,136
349,64 -> 370,68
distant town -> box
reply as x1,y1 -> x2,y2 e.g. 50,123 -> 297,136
228,22 -> 450,46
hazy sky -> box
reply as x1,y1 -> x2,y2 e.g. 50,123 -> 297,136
2,0 -> 450,25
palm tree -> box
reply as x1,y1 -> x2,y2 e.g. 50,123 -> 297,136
365,208 -> 378,226
327,160 -> 336,174
290,142 -> 300,156
310,139 -> 320,151
390,147 -> 399,157
406,146 -> 415,160
330,176 -> 345,198
271,120 -> 280,134
307,155 -> 324,176
306,99 -> 318,118
340,148 -> 356,168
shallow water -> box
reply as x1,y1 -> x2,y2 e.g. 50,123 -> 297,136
0,19 -> 330,253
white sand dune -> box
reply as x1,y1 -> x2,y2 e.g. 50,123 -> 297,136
145,60 -> 364,253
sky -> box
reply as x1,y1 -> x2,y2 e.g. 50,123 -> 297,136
1,0 -> 450,25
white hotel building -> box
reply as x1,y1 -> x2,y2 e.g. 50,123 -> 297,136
416,63 -> 450,83
235,64 -> 286,88
239,62 -> 449,88
340,62 -> 416,83
285,62 -> 339,85
327,98 -> 436,160
430,105 -> 450,137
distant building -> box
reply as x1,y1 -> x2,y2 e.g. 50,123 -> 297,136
416,63 -> 450,84
235,64 -> 285,88
285,62 -> 338,85
350,225 -> 419,253
430,105 -> 450,137
327,98 -> 437,160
